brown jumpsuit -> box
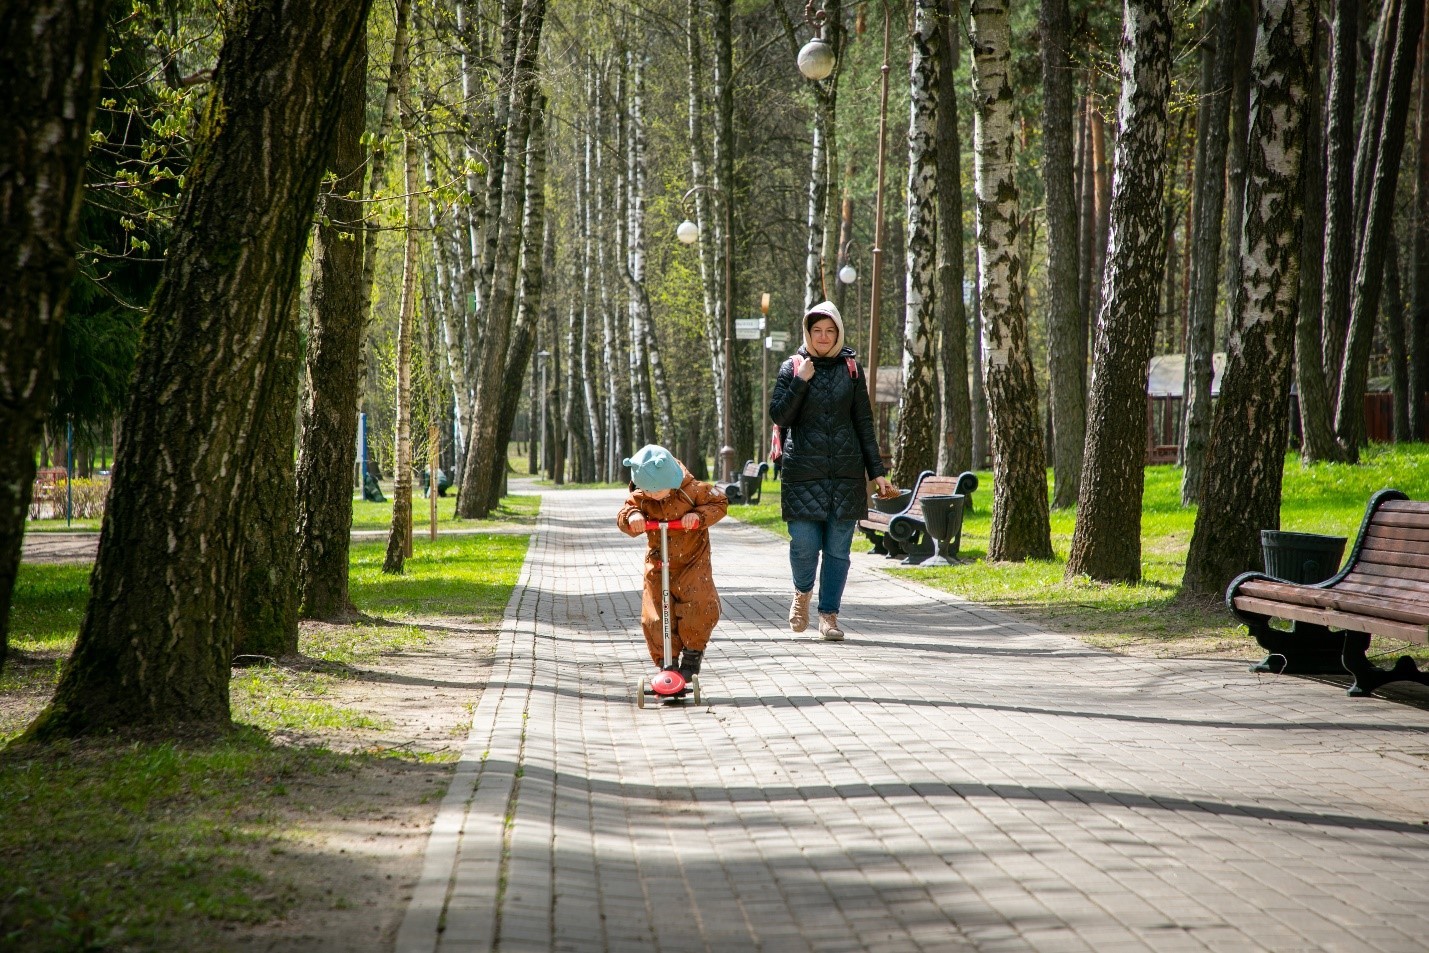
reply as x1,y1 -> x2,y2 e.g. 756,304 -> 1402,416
615,472 -> 729,667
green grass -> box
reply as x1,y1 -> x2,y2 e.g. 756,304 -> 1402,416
732,445 -> 1429,660
350,490 -> 539,531
1,525 -> 532,951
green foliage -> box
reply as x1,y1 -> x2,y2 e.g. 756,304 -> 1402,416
348,533 -> 530,617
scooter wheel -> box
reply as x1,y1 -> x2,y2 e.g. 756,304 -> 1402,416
635,677 -> 647,709
690,674 -> 701,706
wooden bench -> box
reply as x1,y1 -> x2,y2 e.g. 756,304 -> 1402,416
1227,489 -> 1429,697
736,459 -> 769,504
859,470 -> 977,560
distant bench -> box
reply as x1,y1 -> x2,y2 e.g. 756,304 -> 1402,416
1227,489 -> 1429,697
859,470 -> 977,561
726,459 -> 769,505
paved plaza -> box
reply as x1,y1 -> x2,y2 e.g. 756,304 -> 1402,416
397,488 -> 1429,953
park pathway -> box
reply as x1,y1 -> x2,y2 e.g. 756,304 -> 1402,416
397,487 -> 1429,953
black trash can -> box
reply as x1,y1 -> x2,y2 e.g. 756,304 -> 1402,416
1259,530 -> 1346,584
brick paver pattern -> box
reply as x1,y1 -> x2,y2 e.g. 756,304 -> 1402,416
397,489 -> 1429,953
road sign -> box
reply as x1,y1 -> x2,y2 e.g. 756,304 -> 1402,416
735,317 -> 765,333
735,327 -> 762,340
765,332 -> 789,350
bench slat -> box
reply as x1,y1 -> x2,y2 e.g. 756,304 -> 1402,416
1232,595 -> 1429,644
1363,523 -> 1429,546
1335,574 -> 1429,603
1366,503 -> 1429,531
1354,548 -> 1429,573
1344,560 -> 1429,586
1235,580 -> 1429,627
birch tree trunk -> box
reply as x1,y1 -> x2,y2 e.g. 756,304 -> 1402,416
936,5 -> 971,476
1220,2 -> 1254,352
1333,0 -> 1424,458
383,85 -> 422,574
1413,3 -> 1429,439
891,0 -> 940,488
1041,0 -> 1084,509
1180,1 -> 1238,504
28,0 -> 372,739
971,255 -> 989,468
970,0 -> 1053,561
625,49 -> 657,447
1183,0 -> 1315,596
581,58 -> 605,478
1065,0 -> 1173,584
802,0 -> 843,312
0,0 -> 110,669
1295,24 -> 1328,462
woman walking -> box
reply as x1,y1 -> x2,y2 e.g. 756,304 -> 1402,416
769,301 -> 893,640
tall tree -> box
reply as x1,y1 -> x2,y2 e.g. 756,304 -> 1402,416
970,0 -> 1053,561
1040,0 -> 1085,509
891,0 -> 941,487
26,0 -> 372,738
935,3 -> 971,476
1413,0 -> 1429,440
1180,0 -> 1240,505
1065,0 -> 1173,584
296,29 -> 370,621
1182,0 -> 1315,597
0,0 -> 111,671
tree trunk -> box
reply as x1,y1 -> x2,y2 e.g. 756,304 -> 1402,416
891,0 -> 940,488
456,0 -> 545,516
26,0 -> 371,739
296,28 -> 368,621
1412,0 -> 1429,440
970,0 -> 1053,562
970,256 -> 989,469
1182,0 -> 1314,597
1041,0 -> 1084,509
0,0 -> 110,670
936,6 -> 971,476
1333,0 -> 1424,458
1065,0 -> 1173,584
624,49 -> 657,447
1386,230 -> 1411,440
581,58 -> 604,479
714,0 -> 739,479
1180,0 -> 1239,504
1295,21 -> 1329,462
1220,0 -> 1255,353
383,90 -> 421,574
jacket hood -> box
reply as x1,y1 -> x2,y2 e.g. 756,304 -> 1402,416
802,300 -> 845,356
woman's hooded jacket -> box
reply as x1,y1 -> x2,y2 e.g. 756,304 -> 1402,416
768,301 -> 886,521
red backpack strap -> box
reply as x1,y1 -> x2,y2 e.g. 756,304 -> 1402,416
845,357 -> 858,379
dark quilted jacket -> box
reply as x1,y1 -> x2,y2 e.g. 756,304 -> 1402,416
769,345 -> 886,521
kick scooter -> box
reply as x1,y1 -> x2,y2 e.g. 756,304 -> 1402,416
635,520 -> 701,708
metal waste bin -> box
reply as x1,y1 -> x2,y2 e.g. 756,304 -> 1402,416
1259,530 -> 1346,584
1251,530 -> 1347,676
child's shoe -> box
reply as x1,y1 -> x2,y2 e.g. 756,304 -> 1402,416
788,590 -> 812,632
678,649 -> 703,681
819,613 -> 844,641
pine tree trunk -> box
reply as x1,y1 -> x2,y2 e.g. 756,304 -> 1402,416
1386,231 -> 1411,440
296,30 -> 367,621
1220,0 -> 1254,352
970,0 -> 1053,562
0,0 -> 110,670
1065,0 -> 1173,584
1295,24 -> 1329,462
27,0 -> 371,739
936,9 -> 971,476
1413,3 -> 1429,440
1041,0 -> 1084,509
1183,0 -> 1314,597
891,0 -> 940,488
1180,0 -> 1239,504
383,99 -> 421,574
1333,0 -> 1424,458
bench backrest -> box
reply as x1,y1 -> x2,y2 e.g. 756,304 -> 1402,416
741,460 -> 767,479
905,475 -> 964,520
1338,498 -> 1429,604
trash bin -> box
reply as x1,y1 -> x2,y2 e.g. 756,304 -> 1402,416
1259,530 -> 1346,584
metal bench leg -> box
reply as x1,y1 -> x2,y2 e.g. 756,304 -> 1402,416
1342,633 -> 1429,697
862,529 -> 888,555
1247,619 -> 1350,676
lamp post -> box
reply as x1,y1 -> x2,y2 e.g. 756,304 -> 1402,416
759,292 -> 771,462
799,0 -> 889,406
676,184 -> 737,483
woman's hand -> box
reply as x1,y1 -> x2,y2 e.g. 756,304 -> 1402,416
680,513 -> 700,530
874,476 -> 895,498
795,357 -> 815,381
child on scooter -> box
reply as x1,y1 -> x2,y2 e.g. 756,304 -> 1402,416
616,444 -> 729,682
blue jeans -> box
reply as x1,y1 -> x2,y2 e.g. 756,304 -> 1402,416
788,518 -> 857,615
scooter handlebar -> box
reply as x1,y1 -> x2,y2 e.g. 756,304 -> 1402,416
629,519 -> 693,532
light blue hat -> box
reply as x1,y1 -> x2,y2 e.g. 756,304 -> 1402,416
623,445 -> 684,492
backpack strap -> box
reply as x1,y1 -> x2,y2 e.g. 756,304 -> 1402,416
845,357 -> 858,379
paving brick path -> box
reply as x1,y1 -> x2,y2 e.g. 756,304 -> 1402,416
397,488 -> 1429,953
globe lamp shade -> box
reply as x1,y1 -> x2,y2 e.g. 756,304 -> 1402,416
838,264 -> 857,285
797,38 -> 836,81
676,219 -> 700,244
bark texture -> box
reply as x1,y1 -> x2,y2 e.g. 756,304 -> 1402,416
0,0 -> 111,670
970,0 -> 1053,561
296,29 -> 368,621
1183,0 -> 1314,597
27,0 -> 372,738
935,5 -> 971,475
1065,0 -> 1173,584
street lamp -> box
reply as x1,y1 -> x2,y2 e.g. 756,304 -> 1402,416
796,0 -> 890,406
676,183 -> 737,483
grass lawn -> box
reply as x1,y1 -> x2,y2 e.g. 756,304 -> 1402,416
729,444 -> 1429,662
350,487 -> 539,530
0,527 -> 531,951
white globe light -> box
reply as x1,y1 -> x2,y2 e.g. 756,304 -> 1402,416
676,219 -> 700,244
838,264 -> 857,285
797,38 -> 836,81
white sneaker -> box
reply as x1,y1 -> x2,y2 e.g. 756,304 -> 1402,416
819,613 -> 844,641
788,590 -> 812,632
